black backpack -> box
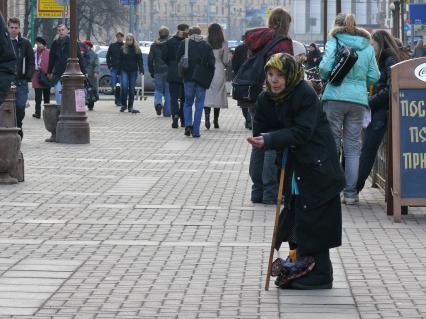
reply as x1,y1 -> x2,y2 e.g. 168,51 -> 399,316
328,36 -> 358,86
232,37 -> 286,103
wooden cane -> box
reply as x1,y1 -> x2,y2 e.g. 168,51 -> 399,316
265,150 -> 288,290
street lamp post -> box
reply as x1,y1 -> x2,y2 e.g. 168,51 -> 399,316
390,0 -> 401,39
56,0 -> 90,144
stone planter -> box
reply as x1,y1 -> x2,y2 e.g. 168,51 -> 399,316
0,127 -> 21,184
43,104 -> 61,142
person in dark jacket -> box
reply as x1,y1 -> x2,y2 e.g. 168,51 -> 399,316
0,13 -> 16,108
164,23 -> 189,128
177,26 -> 215,138
245,7 -> 294,205
248,53 -> 344,290
148,26 -> 171,117
8,17 -> 35,139
48,24 -> 86,105
357,31 -> 402,193
82,40 -> 99,111
304,43 -> 322,70
232,36 -> 252,129
118,33 -> 144,113
106,32 -> 124,106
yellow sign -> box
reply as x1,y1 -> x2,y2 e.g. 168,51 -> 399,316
37,0 -> 69,18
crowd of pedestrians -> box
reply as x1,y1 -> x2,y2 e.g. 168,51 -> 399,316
0,6 -> 422,292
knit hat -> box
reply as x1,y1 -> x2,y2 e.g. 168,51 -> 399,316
35,36 -> 47,46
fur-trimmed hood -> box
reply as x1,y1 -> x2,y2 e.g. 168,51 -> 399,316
329,26 -> 371,51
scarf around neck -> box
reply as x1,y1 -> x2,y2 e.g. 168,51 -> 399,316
264,53 -> 304,103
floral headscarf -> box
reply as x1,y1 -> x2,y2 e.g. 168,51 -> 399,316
264,53 -> 304,103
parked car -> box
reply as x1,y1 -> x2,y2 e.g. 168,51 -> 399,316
97,46 -> 154,92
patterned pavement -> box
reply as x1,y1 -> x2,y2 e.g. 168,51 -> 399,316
0,96 -> 425,319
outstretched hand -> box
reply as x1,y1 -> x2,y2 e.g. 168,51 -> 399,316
247,136 -> 264,149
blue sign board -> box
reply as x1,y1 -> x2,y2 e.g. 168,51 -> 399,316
399,89 -> 426,198
119,0 -> 139,5
409,4 -> 426,25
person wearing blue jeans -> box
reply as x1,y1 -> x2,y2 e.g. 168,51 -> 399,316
120,71 -> 138,112
118,34 -> 144,113
319,13 -> 380,204
110,68 -> 120,105
154,72 -> 171,116
183,81 -> 206,137
176,26 -> 215,137
106,32 -> 124,106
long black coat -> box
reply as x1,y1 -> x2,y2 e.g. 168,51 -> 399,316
254,81 -> 345,255
163,35 -> 185,83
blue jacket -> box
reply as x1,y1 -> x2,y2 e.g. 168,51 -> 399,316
320,26 -> 380,107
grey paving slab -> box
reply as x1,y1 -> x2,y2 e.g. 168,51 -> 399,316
1,97 -> 425,318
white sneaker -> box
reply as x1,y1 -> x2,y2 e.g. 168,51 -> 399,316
343,196 -> 359,205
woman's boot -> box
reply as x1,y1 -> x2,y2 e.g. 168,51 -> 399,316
213,108 -> 220,129
287,250 -> 333,289
204,107 -> 211,129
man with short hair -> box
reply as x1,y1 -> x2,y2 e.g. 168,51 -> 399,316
8,17 -> 35,139
148,26 -> 171,116
48,24 -> 85,105
106,32 -> 124,106
164,23 -> 189,128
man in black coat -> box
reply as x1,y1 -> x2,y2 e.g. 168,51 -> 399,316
176,26 -> 215,138
106,32 -> 124,106
47,24 -> 85,106
148,26 -> 171,116
0,13 -> 16,108
8,17 -> 35,139
163,23 -> 189,128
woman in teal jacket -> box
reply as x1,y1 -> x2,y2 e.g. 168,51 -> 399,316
319,13 -> 380,205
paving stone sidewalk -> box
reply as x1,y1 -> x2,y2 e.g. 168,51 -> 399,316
0,97 -> 425,319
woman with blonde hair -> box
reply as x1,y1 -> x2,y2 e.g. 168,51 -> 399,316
319,13 -> 380,205
119,33 -> 144,113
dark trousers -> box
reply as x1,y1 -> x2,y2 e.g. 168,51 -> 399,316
15,79 -> 28,130
242,107 -> 251,122
34,88 -> 51,115
169,82 -> 185,123
357,109 -> 388,192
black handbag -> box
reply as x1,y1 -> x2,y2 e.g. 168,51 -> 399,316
38,72 -> 51,88
328,36 -> 358,86
193,54 -> 215,89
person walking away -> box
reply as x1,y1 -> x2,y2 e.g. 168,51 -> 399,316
177,26 -> 215,138
83,40 -> 99,111
31,37 -> 50,119
48,24 -> 86,105
119,34 -> 144,113
0,13 -> 16,107
319,13 -> 380,205
304,43 -> 322,69
107,32 -> 124,106
204,23 -> 230,129
149,26 -> 171,117
244,7 -> 294,205
164,24 -> 189,128
248,53 -> 344,289
232,35 -> 252,129
412,39 -> 425,58
356,31 -> 402,193
8,17 -> 35,139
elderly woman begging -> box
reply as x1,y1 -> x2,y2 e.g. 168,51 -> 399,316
247,53 -> 345,290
